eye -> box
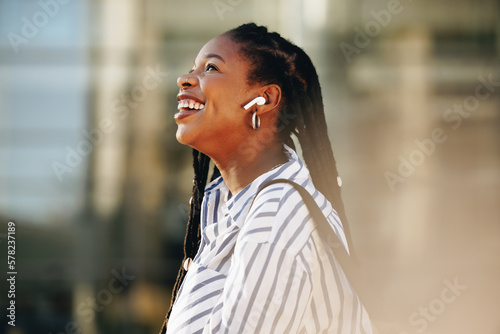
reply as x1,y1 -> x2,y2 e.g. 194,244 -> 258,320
188,68 -> 194,74
205,63 -> 218,72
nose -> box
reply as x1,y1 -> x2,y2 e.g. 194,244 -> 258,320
177,74 -> 198,89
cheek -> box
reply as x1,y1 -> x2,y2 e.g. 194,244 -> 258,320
201,74 -> 253,129
208,93 -> 247,122
205,76 -> 248,106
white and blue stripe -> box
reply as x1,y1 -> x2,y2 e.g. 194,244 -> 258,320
167,145 -> 372,334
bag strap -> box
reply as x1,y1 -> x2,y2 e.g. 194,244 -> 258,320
252,179 -> 379,333
251,179 -> 361,301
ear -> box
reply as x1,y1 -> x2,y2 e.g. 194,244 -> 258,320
256,84 -> 281,115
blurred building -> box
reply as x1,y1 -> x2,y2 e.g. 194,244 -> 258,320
0,0 -> 499,333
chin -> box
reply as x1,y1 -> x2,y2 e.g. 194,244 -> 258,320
176,126 -> 202,150
175,127 -> 191,146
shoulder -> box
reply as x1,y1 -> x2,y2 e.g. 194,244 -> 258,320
239,178 -> 334,253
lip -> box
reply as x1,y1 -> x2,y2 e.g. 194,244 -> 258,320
175,93 -> 206,121
176,93 -> 205,104
174,108 -> 200,121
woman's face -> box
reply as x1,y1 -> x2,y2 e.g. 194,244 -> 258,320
175,33 -> 259,158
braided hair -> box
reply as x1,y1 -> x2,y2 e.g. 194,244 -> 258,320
161,23 -> 355,331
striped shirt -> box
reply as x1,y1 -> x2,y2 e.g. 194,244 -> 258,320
167,145 -> 372,334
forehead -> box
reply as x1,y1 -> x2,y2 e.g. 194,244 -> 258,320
194,34 -> 243,65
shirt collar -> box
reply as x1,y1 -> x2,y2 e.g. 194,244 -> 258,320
204,145 -> 310,228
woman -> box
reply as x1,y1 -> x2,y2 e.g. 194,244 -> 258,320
161,23 -> 372,334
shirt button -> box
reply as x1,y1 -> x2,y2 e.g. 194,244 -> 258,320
183,258 -> 192,271
337,176 -> 343,187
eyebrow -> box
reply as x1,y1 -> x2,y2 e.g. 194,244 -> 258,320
191,53 -> 226,71
203,53 -> 225,63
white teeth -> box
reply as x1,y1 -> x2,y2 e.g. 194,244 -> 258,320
177,99 -> 205,110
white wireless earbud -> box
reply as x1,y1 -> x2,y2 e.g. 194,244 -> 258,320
243,96 -> 266,110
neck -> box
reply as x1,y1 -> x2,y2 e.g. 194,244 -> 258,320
213,142 -> 287,195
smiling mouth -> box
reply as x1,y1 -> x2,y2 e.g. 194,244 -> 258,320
177,99 -> 205,111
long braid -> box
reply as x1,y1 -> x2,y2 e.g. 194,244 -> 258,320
164,149 -> 213,328
294,59 -> 357,261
